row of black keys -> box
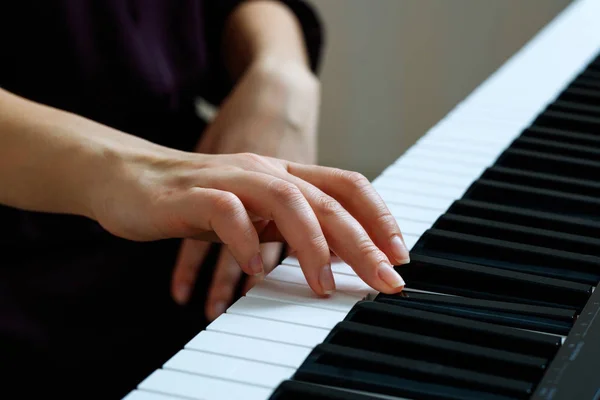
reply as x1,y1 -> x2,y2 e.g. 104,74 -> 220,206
267,55 -> 600,399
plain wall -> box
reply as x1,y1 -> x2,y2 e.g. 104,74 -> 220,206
306,0 -> 572,179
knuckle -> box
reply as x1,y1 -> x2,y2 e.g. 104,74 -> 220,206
340,170 -> 371,192
239,152 -> 266,167
315,195 -> 344,218
374,210 -> 399,231
356,238 -> 386,263
268,179 -> 304,205
211,192 -> 243,215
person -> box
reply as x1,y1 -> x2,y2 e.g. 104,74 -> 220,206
0,1 -> 410,398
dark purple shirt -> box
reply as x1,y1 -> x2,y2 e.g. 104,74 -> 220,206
0,1 -> 322,396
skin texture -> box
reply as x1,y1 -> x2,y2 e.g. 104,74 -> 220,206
172,0 -> 320,320
0,1 -> 411,323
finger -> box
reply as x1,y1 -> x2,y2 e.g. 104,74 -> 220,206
282,173 -> 405,295
243,242 -> 283,294
171,238 -> 211,305
203,169 -> 332,296
286,163 -> 410,265
205,247 -> 244,321
163,188 -> 264,276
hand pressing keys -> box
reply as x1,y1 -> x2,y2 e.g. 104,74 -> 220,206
94,149 -> 410,299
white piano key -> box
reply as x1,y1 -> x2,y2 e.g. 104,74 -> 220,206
379,167 -> 475,189
246,279 -> 361,313
372,176 -> 466,199
393,153 -> 487,178
403,234 -> 420,250
185,331 -> 311,368
281,255 -> 356,277
417,135 -> 509,157
163,349 -> 294,389
404,145 -> 495,167
206,313 -> 329,348
376,188 -> 454,211
138,369 -> 271,400
227,296 -> 347,330
266,264 -> 374,296
122,391 -> 182,400
394,219 -> 430,238
386,202 -> 442,224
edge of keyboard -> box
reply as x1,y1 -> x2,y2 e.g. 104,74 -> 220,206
124,0 -> 600,399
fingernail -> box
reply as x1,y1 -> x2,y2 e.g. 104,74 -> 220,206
390,235 -> 410,264
211,301 -> 228,320
377,262 -> 405,289
176,283 -> 191,304
249,253 -> 264,275
319,264 -> 336,294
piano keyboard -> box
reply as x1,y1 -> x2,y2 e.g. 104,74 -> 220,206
123,0 -> 600,399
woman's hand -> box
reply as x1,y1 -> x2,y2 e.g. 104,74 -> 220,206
90,143 -> 410,308
172,57 -> 321,320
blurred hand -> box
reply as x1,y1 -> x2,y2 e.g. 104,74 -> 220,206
172,58 -> 321,320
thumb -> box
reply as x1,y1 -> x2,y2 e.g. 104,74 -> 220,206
171,238 -> 211,305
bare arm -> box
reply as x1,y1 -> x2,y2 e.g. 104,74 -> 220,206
0,88 -> 158,219
221,0 -> 311,80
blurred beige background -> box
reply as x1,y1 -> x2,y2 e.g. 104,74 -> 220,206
306,0 -> 572,179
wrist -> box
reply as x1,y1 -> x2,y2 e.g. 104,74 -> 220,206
247,54 -> 320,135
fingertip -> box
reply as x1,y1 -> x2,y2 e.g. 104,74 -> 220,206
389,235 -> 410,265
174,282 -> 192,305
376,262 -> 406,292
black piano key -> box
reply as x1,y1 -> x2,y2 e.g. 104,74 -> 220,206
556,86 -> 600,107
433,213 -> 600,256
547,99 -> 600,117
569,76 -> 600,91
345,301 -> 562,358
578,69 -> 600,82
522,125 -> 600,149
391,253 -> 591,311
495,148 -> 600,181
447,199 -> 600,240
465,179 -> 600,221
268,380 -> 379,400
509,136 -> 600,162
376,291 -> 573,335
324,320 -> 550,381
295,361 -> 514,400
412,229 -> 600,284
533,110 -> 600,134
481,165 -> 600,202
298,344 -> 534,399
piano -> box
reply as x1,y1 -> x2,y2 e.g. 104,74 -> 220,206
122,0 -> 600,398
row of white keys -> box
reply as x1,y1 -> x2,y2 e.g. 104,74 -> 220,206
124,2 -> 600,398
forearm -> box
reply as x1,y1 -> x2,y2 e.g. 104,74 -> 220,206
222,0 -> 310,80
0,88 -> 162,218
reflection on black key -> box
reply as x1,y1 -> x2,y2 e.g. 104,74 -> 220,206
433,213 -> 600,256
465,180 -> 600,221
268,380 -> 378,400
534,110 -> 600,134
481,166 -> 600,198
413,229 -> 600,284
496,148 -> 600,181
298,344 -> 533,399
522,126 -> 600,149
557,87 -> 600,107
509,136 -> 600,162
391,253 -> 591,311
548,99 -> 600,117
345,301 -> 562,358
376,291 -> 573,335
325,320 -> 549,380
447,199 -> 600,240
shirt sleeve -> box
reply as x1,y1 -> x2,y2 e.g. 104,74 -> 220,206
201,0 -> 324,105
